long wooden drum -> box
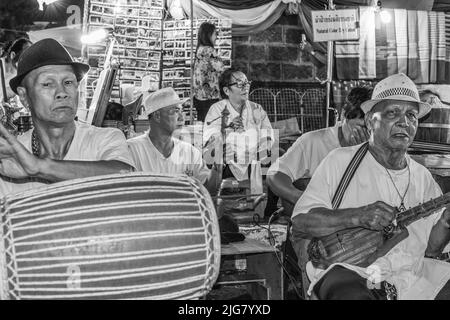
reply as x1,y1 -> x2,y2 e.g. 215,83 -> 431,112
0,173 -> 220,300
416,104 -> 450,143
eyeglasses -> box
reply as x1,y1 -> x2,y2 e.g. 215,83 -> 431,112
228,81 -> 252,90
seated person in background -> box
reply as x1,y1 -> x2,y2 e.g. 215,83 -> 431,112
419,89 -> 442,108
1,38 -> 134,197
1,37 -> 32,103
266,86 -> 372,215
127,87 -> 219,194
203,68 -> 274,181
1,37 -> 33,126
292,73 -> 450,300
104,102 -> 125,122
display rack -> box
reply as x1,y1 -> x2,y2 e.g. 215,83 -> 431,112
162,18 -> 232,123
82,1 -> 232,126
83,0 -> 164,108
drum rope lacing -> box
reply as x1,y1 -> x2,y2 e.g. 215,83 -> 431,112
188,178 -> 221,296
1,199 -> 20,299
0,174 -> 220,299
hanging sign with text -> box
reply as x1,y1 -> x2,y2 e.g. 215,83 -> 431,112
311,9 -> 359,42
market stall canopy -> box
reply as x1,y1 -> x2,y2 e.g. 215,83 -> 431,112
168,0 -> 294,35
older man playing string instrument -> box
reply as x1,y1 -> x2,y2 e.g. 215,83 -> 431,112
292,73 -> 450,300
0,38 -> 134,197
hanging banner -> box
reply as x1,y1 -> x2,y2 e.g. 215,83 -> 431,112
311,9 -> 360,42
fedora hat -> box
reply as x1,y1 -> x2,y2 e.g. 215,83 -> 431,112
9,38 -> 90,94
360,73 -> 431,119
142,87 -> 188,117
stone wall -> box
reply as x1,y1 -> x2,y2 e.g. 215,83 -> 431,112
231,13 -> 322,83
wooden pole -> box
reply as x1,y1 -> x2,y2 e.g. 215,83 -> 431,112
325,0 -> 335,127
189,0 -> 194,124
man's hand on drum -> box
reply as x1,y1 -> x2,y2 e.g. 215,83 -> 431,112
356,201 -> 397,231
347,118 -> 369,145
0,122 -> 39,179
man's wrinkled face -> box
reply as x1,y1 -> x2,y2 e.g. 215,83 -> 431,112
157,104 -> 184,133
17,65 -> 79,126
366,99 -> 419,150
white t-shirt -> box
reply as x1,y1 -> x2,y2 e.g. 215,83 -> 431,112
267,125 -> 340,180
293,144 -> 450,299
127,133 -> 210,184
0,121 -> 134,197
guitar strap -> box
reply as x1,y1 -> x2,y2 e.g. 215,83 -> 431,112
331,142 -> 369,209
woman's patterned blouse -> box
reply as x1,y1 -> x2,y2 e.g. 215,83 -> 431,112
193,45 -> 224,100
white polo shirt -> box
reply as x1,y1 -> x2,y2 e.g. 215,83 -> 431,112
127,132 -> 210,184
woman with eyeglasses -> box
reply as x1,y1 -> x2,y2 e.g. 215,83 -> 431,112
193,22 -> 224,122
203,68 -> 274,182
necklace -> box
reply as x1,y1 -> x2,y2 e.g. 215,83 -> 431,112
31,129 -> 75,159
31,129 -> 40,157
384,161 -> 410,212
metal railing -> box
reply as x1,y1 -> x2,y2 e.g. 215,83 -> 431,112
249,87 -> 326,133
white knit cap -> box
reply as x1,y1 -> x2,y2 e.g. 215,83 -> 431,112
142,87 -> 188,116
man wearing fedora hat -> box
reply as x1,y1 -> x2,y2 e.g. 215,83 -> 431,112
291,73 -> 450,300
0,38 -> 134,196
127,87 -> 219,193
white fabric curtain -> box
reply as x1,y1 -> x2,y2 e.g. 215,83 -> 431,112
168,0 -> 288,35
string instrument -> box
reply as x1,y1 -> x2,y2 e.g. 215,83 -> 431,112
308,192 -> 450,269
85,38 -> 119,127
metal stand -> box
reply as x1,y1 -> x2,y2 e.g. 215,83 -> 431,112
189,0 -> 194,124
325,0 -> 335,128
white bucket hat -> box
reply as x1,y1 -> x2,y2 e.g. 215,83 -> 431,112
360,73 -> 432,119
142,87 -> 188,117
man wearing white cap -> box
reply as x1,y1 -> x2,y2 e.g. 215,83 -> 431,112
292,73 -> 450,300
127,87 -> 218,192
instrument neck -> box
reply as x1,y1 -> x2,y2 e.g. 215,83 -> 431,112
397,192 -> 450,227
